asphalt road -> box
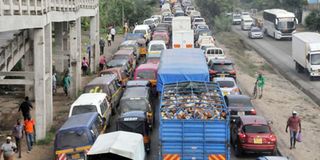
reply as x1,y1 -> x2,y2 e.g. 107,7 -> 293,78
232,25 -> 320,105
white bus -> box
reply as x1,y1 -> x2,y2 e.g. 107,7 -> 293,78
263,9 -> 298,40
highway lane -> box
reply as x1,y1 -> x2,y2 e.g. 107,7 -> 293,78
232,25 -> 320,105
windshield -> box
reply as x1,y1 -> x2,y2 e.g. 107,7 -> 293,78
234,16 -> 241,19
195,19 -> 204,22
136,70 -> 156,80
251,28 -> 261,32
243,125 -> 270,133
126,36 -> 141,40
311,54 -> 320,65
244,20 -> 252,23
113,55 -> 128,59
134,30 -> 146,34
207,49 -> 223,55
120,99 -> 148,113
212,64 -> 234,72
277,21 -> 295,29
144,20 -> 154,25
56,130 -> 90,150
217,80 -> 235,88
150,44 -> 165,51
72,105 -> 97,116
153,35 -> 166,41
229,99 -> 252,108
164,18 -> 172,22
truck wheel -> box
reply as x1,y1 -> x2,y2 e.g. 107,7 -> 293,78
295,62 -> 304,73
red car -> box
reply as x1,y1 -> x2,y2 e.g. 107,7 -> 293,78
231,116 -> 277,157
152,31 -> 170,46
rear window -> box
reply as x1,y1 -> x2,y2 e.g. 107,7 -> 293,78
120,99 -> 149,113
195,19 -> 204,22
144,20 -> 154,25
136,70 -> 156,80
134,30 -> 146,34
153,35 -> 166,40
150,44 -> 165,51
113,55 -> 128,59
207,49 -> 223,55
72,105 -> 97,116
164,17 -> 172,21
212,64 -> 234,71
56,130 -> 90,150
217,80 -> 235,88
243,125 -> 270,133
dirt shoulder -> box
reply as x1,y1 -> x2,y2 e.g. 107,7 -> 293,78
217,32 -> 320,160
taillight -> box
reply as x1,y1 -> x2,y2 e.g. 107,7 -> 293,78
250,108 -> 256,115
229,70 -> 236,75
269,134 -> 277,143
174,44 -> 181,48
186,44 -> 193,48
209,70 -> 217,74
239,133 -> 246,143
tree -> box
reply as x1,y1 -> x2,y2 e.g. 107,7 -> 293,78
305,10 -> 320,32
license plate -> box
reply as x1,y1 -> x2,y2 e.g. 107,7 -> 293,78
223,91 -> 228,95
237,111 -> 245,116
72,153 -> 80,159
254,138 -> 262,144
218,74 -> 226,78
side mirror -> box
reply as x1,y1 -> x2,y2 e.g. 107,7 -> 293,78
275,18 -> 278,25
231,119 -> 236,123
295,18 -> 299,24
268,120 -> 273,125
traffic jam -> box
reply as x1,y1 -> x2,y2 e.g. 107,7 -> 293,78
53,0 -> 292,160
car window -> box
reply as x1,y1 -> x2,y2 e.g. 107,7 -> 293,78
120,99 -> 149,113
56,130 -> 90,150
136,70 -> 156,80
211,64 -> 234,71
72,105 -> 97,116
100,99 -> 107,114
216,80 -> 235,88
134,30 -> 146,34
150,44 -> 165,51
207,49 -> 223,55
243,125 -> 270,133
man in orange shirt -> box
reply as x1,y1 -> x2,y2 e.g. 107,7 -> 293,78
24,117 -> 35,153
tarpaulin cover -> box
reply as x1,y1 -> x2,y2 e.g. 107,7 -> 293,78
157,48 -> 209,91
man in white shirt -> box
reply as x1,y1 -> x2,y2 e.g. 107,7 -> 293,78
110,27 -> 116,42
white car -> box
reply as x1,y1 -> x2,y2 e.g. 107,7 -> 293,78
196,35 -> 215,47
151,15 -> 162,23
192,18 -> 206,29
148,40 -> 167,54
205,47 -> 225,61
200,43 -> 215,52
213,77 -> 240,96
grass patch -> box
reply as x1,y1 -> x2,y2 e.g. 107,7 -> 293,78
36,127 -> 57,145
261,62 -> 276,74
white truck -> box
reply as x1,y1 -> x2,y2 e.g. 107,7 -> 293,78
232,13 -> 241,25
292,32 -> 320,80
172,16 -> 194,48
241,15 -> 253,30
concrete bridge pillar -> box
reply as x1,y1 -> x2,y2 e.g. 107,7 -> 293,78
69,19 -> 82,98
53,22 -> 64,73
24,30 -> 34,100
89,12 -> 100,73
33,23 -> 53,140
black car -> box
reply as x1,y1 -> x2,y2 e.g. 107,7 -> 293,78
225,95 -> 256,120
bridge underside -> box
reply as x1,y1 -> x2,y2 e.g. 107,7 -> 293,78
0,1 -> 100,140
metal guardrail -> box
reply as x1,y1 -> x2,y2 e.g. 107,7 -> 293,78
0,0 -> 98,16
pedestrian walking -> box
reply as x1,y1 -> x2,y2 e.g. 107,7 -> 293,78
123,22 -> 129,35
18,96 -> 33,120
62,73 -> 71,96
12,119 -> 23,158
24,117 -> 35,153
110,26 -> 116,42
256,73 -> 265,99
99,55 -> 107,71
99,39 -> 105,55
81,57 -> 89,76
52,72 -> 57,95
0,137 -> 17,160
107,33 -> 112,46
286,110 -> 301,149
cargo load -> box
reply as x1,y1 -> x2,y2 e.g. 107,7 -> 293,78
159,81 -> 230,160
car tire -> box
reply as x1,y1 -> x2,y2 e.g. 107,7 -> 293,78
234,143 -> 243,157
271,148 -> 277,156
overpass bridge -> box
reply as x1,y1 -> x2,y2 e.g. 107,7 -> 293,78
0,0 -> 100,140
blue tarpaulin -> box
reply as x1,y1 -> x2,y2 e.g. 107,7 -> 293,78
157,48 -> 209,91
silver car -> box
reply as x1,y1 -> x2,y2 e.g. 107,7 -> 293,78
248,27 -> 264,39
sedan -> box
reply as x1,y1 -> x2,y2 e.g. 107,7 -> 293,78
248,27 -> 264,39
213,77 -> 240,96
225,95 -> 256,121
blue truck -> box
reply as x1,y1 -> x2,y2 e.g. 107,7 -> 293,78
157,49 -> 230,160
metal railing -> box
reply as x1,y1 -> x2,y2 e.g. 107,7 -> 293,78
0,0 -> 98,16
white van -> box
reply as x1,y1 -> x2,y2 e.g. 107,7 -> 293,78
241,15 -> 253,30
133,25 -> 151,42
205,47 -> 225,61
87,131 -> 146,160
68,93 -> 112,126
148,40 -> 167,54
